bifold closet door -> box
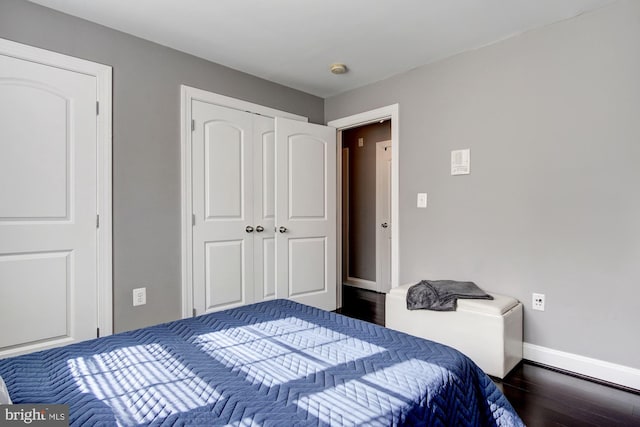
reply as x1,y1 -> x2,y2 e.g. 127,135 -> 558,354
252,115 -> 276,302
191,102 -> 337,314
0,53 -> 98,355
192,101 -> 255,314
275,118 -> 337,311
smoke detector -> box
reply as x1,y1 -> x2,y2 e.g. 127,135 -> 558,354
330,63 -> 348,75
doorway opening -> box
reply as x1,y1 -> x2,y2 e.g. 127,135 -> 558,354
328,104 -> 399,309
341,122 -> 391,293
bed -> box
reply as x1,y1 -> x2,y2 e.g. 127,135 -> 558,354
0,299 -> 523,426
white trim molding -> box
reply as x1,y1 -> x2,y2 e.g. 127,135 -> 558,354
181,85 -> 308,122
0,38 -> 113,336
344,277 -> 377,292
524,342 -> 640,391
179,85 -> 308,319
328,104 -> 400,290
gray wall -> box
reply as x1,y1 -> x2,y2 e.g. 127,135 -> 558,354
343,122 -> 391,282
0,0 -> 324,332
326,0 -> 640,369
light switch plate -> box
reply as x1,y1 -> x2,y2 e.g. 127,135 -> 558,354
133,287 -> 146,306
417,193 -> 427,208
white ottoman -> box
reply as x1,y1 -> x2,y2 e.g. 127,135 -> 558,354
385,284 -> 523,379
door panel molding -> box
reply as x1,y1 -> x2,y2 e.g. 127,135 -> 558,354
288,135 -> 327,219
0,250 -> 71,348
288,236 -> 327,297
0,83 -> 71,221
0,38 -> 112,351
204,239 -> 245,310
203,120 -> 245,220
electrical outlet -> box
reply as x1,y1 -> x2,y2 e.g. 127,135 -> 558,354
417,193 -> 427,208
532,293 -> 545,311
133,287 -> 146,306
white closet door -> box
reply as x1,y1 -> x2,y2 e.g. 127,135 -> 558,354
0,54 -> 98,356
275,118 -> 337,311
192,101 -> 254,314
253,115 -> 276,302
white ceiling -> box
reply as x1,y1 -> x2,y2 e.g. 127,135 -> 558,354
28,0 -> 615,98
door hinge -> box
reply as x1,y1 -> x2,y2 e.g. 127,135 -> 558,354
96,214 -> 100,228
192,213 -> 195,226
192,308 -> 196,318
96,101 -> 99,115
97,327 -> 100,338
191,119 -> 195,131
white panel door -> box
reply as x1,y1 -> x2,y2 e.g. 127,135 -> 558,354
0,53 -> 97,355
192,101 -> 254,314
376,141 -> 392,293
253,115 -> 276,302
275,118 -> 337,311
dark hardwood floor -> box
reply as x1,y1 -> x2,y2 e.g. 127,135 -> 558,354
338,285 -> 640,426
336,284 -> 386,326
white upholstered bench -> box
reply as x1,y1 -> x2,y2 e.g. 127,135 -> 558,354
385,284 -> 523,378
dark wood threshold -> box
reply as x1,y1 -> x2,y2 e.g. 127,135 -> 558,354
337,284 -> 386,326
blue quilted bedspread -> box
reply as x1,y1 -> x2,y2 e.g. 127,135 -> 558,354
0,300 -> 523,426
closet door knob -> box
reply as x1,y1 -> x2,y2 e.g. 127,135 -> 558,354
245,225 -> 254,233
255,225 -> 264,233
278,226 -> 288,233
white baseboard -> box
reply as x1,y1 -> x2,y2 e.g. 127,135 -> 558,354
344,277 -> 377,291
523,342 -> 640,391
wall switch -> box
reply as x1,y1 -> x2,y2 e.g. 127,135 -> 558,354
417,193 -> 427,208
133,287 -> 146,306
358,137 -> 364,147
532,293 -> 545,311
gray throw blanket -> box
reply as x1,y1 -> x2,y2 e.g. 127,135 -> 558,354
406,280 -> 493,311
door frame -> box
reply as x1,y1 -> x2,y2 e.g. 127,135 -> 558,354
328,104 -> 400,306
179,85 -> 307,318
0,38 -> 113,336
